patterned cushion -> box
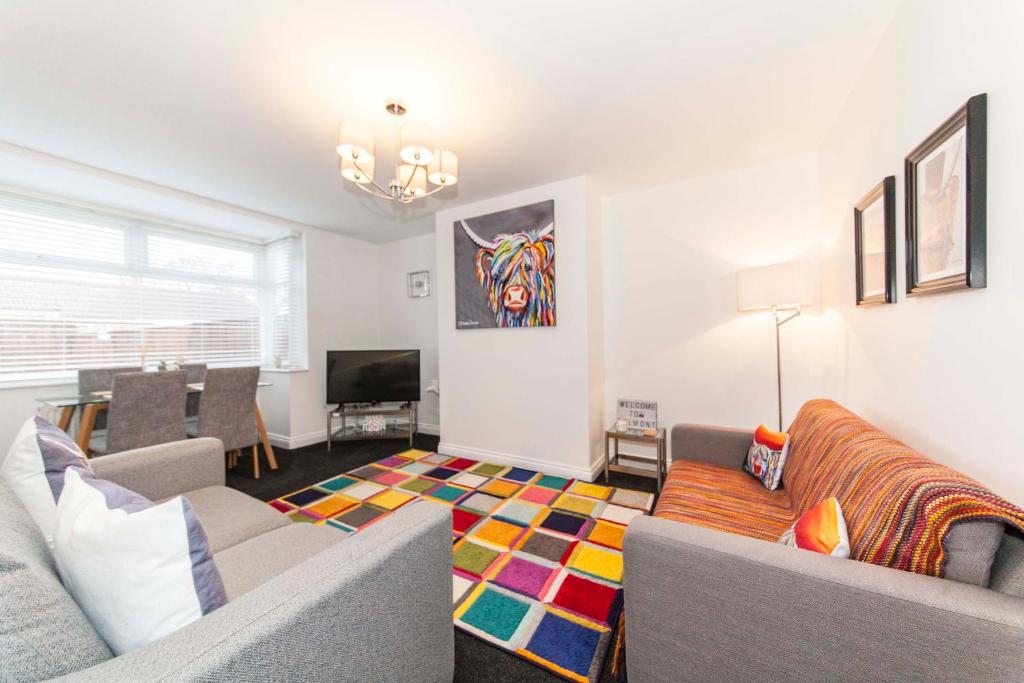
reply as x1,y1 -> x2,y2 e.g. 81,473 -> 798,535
743,424 -> 789,490
654,460 -> 796,541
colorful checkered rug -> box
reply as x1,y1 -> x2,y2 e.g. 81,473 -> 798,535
267,449 -> 653,683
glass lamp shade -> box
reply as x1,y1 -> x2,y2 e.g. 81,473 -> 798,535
398,164 -> 428,196
336,121 -> 375,161
427,150 -> 459,186
399,122 -> 434,166
340,155 -> 375,184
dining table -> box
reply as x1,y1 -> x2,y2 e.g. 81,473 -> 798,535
36,381 -> 278,470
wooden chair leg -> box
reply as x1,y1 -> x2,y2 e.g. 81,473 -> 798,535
252,444 -> 259,479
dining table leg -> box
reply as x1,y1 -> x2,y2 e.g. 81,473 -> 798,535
254,404 -> 278,470
57,406 -> 76,433
76,404 -> 101,456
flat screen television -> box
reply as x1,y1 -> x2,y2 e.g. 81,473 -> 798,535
326,350 -> 420,405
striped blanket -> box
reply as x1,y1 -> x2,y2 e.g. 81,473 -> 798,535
657,399 -> 1024,578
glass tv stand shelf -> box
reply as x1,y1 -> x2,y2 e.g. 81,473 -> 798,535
326,403 -> 417,450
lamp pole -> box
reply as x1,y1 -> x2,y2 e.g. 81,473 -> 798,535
771,304 -> 801,432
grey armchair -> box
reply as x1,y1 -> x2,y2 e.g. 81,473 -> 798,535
1,437 -> 454,682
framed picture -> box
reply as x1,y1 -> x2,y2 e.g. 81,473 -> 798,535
406,270 -> 430,298
854,176 -> 896,305
453,199 -> 555,329
905,93 -> 987,295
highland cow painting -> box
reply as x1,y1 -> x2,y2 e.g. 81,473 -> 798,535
454,200 -> 555,329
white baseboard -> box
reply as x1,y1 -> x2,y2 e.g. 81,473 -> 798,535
438,441 -> 605,482
268,421 -> 440,450
266,429 -> 326,450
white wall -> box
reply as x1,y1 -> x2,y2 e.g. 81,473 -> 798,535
435,176 -> 605,480
0,383 -> 77,452
602,154 -> 827,441
377,233 -> 440,434
266,227 -> 383,448
819,0 -> 1024,505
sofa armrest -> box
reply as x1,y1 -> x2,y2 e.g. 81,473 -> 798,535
623,516 -> 1024,683
670,424 -> 752,469
88,438 -> 225,500
64,500 -> 454,683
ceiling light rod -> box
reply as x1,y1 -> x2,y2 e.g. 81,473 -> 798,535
336,99 -> 459,204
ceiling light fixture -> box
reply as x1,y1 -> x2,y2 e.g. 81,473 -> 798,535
336,100 -> 458,204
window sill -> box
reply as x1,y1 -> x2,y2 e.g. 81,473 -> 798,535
0,377 -> 79,391
259,367 -> 309,374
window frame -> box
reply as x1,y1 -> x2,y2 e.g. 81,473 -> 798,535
0,191 -> 308,388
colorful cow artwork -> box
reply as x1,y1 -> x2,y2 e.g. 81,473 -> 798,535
453,200 -> 556,329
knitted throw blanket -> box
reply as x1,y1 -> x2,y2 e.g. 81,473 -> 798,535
784,400 -> 1024,577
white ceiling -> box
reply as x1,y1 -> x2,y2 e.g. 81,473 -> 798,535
0,0 -> 901,243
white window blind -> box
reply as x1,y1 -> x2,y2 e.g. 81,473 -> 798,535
0,193 -> 306,384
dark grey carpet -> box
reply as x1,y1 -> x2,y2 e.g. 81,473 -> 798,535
230,436 -> 654,683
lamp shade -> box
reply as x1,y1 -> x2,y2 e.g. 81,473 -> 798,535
340,155 -> 374,184
336,121 -> 375,161
398,164 -> 427,196
427,149 -> 458,186
399,122 -> 434,165
737,262 -> 816,311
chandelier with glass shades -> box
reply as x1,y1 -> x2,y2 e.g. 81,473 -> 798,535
336,100 -> 458,204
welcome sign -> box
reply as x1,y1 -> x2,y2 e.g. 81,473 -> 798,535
616,399 -> 658,431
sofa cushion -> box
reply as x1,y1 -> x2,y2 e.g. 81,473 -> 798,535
943,520 -> 1004,587
214,522 -> 347,599
1,415 -> 92,548
989,531 -> 1024,597
654,460 -> 796,541
0,480 -> 112,680
743,424 -> 790,491
783,399 -> 1024,582
169,485 -> 291,553
779,497 -> 850,558
54,468 -> 227,655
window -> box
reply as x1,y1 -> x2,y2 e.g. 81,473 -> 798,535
0,192 -> 306,384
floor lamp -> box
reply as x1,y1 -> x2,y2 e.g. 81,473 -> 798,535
736,262 -> 816,431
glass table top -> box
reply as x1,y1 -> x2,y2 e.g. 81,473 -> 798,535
37,381 -> 272,408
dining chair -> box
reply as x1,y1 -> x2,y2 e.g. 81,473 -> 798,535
189,366 -> 265,478
77,366 -> 142,432
89,371 -> 187,455
182,362 -> 207,424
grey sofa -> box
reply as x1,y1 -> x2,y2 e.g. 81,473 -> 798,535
1,438 -> 454,682
623,421 -> 1024,682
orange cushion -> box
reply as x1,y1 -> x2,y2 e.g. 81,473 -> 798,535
654,460 -> 797,541
779,497 -> 850,558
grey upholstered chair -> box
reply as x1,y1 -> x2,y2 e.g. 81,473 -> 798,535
189,366 -> 264,477
182,362 -> 207,422
90,371 -> 188,455
77,366 -> 142,431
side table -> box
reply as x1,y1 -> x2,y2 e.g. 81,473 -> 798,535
603,427 -> 667,492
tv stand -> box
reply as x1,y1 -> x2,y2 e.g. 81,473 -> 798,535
326,403 -> 417,450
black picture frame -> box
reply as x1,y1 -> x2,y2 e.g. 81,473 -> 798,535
854,176 -> 897,305
905,93 -> 987,295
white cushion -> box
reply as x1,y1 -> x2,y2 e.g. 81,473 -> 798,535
1,416 -> 92,548
53,468 -> 227,654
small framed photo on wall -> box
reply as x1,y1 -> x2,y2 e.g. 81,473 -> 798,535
854,175 -> 897,305
905,93 -> 987,295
